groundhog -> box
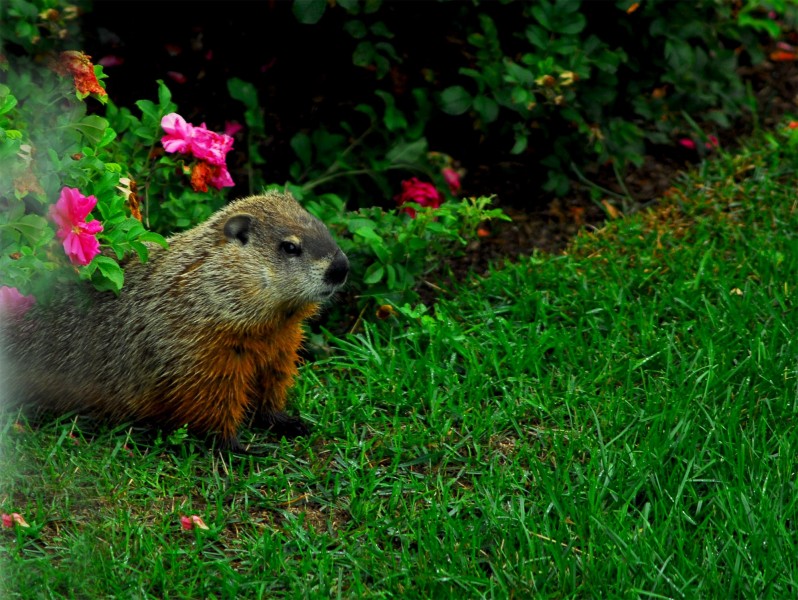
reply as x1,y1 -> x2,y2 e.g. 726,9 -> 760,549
1,192 -> 349,452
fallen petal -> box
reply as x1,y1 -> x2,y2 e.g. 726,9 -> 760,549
180,515 -> 209,530
12,513 -> 29,527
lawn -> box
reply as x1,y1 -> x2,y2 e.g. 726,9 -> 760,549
2,129 -> 797,598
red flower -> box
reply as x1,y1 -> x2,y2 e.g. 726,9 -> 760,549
56,51 -> 106,97
394,177 -> 443,218
49,187 -> 104,266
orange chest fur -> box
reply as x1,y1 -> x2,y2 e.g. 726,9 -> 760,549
150,314 -> 312,437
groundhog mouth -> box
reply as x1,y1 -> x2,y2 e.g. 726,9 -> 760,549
315,286 -> 342,303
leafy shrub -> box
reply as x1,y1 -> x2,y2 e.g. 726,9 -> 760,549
289,0 -> 793,198
0,0 -> 506,318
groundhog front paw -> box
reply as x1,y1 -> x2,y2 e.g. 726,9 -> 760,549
260,411 -> 310,439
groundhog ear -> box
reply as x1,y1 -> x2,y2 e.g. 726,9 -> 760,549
223,214 -> 253,245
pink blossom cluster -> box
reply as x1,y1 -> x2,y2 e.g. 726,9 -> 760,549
160,113 -> 234,191
50,187 -> 104,266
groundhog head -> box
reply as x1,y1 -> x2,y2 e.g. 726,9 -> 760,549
190,192 -> 349,323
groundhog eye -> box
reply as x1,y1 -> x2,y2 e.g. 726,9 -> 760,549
280,241 -> 302,256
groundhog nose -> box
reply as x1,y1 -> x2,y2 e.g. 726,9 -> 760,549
324,252 -> 349,286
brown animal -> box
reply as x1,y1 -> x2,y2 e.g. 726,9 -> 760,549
1,192 -> 349,451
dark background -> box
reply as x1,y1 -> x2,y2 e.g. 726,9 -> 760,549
75,1 -> 796,262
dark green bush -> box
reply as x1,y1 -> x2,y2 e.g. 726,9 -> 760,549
289,0 -> 793,198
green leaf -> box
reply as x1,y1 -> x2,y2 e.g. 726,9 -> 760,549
364,0 -> 382,14
439,86 -> 472,116
531,4 -> 552,31
526,25 -> 549,49
555,14 -> 586,35
293,0 -> 327,24
227,78 -> 264,132
354,227 -> 382,243
337,0 -> 360,13
290,132 -> 313,168
371,240 -> 390,264
370,21 -> 393,38
386,138 -> 428,164
4,213 -> 49,244
347,218 -> 378,232
353,41 -> 376,69
135,99 -> 159,124
511,134 -> 528,155
738,13 -> 781,38
385,263 -> 397,289
91,255 -> 125,293
375,90 -> 408,132
227,77 -> 258,110
97,127 -> 118,148
70,115 -> 110,146
473,96 -> 499,123
156,80 -> 175,111
130,241 -> 150,263
138,231 -> 169,248
0,86 -> 18,116
344,20 -> 367,39
364,263 -> 385,285
505,61 -> 535,86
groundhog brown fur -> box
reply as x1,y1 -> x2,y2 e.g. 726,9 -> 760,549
1,192 -> 349,451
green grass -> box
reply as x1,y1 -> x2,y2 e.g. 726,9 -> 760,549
2,129 -> 798,598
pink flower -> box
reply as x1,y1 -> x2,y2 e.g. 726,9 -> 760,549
180,515 -> 209,530
1,513 -> 29,528
209,165 -> 234,189
224,120 -> 243,137
0,286 -> 35,318
395,177 -> 444,218
680,135 -> 719,152
442,168 -> 461,195
49,187 -> 103,266
190,162 -> 234,192
190,126 -> 234,167
160,113 -> 235,190
166,71 -> 188,85
97,55 -> 124,68
161,113 -> 195,154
